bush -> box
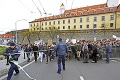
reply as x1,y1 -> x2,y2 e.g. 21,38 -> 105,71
0,57 -> 3,60
0,46 -> 6,55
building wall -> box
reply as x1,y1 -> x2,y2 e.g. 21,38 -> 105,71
116,11 -> 120,28
30,12 -> 116,31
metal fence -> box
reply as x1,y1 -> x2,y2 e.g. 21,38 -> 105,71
110,47 -> 120,58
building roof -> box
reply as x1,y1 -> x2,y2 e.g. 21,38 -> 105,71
0,33 -> 11,38
29,3 -> 120,23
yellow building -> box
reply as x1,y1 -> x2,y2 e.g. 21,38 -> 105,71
29,2 -> 120,32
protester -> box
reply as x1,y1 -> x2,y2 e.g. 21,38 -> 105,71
24,44 -> 32,62
32,44 -> 39,62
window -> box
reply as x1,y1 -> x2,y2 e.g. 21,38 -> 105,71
63,20 -> 65,24
58,26 -> 60,29
49,27 -> 51,30
102,9 -> 105,13
49,22 -> 51,25
110,8 -> 114,12
80,18 -> 82,22
45,22 -> 47,26
74,25 -> 76,29
93,24 -> 97,28
80,25 -> 82,28
42,28 -> 44,30
110,23 -> 114,27
86,25 -> 89,28
101,16 -> 105,21
87,11 -> 90,15
63,26 -> 65,29
37,28 -> 39,30
68,19 -> 70,24
110,15 -> 114,20
42,23 -> 43,26
34,23 -> 35,26
86,17 -> 89,22
37,23 -> 39,26
101,24 -> 105,28
68,26 -> 70,29
94,17 -> 97,21
94,10 -> 96,14
53,21 -> 55,25
74,19 -> 76,23
31,24 -> 32,27
58,21 -> 60,24
80,12 -> 83,15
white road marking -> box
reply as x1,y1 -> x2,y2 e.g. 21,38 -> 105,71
0,59 -> 35,80
111,60 -> 118,62
79,76 -> 84,80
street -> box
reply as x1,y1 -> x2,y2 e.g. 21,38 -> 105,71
2,59 -> 120,80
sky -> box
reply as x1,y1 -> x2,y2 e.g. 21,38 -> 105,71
0,0 -> 119,34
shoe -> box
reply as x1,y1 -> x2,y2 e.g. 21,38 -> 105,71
6,63 -> 9,65
57,71 -> 61,74
14,72 -> 19,76
46,62 -> 48,64
106,61 -> 110,64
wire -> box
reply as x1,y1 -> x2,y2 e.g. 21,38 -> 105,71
32,0 -> 42,16
18,0 -> 31,12
37,0 -> 46,14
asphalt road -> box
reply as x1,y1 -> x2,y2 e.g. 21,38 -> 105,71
2,59 -> 120,80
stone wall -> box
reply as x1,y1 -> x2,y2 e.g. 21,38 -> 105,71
17,30 -> 120,44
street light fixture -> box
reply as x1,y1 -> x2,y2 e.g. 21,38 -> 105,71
15,19 -> 27,43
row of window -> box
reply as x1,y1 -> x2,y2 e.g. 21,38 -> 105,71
31,15 -> 114,27
40,23 -> 114,30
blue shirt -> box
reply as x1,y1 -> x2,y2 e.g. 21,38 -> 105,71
54,41 -> 68,56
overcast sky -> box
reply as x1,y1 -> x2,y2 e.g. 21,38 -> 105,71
0,0 -> 119,34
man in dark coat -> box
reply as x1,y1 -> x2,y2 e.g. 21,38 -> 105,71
32,44 -> 38,62
3,42 -> 20,80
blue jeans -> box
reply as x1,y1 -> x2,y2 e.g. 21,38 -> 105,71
7,63 -> 19,80
106,52 -> 110,62
57,55 -> 65,72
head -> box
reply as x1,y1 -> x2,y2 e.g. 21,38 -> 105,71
10,42 -> 16,49
59,38 -> 62,42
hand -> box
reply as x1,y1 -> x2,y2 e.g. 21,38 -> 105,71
7,53 -> 10,56
10,58 -> 13,61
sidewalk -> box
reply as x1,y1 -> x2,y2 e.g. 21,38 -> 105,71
0,50 -> 33,76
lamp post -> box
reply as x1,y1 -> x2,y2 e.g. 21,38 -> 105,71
92,24 -> 95,39
15,19 -> 27,43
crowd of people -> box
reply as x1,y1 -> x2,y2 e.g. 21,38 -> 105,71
3,38 -> 120,79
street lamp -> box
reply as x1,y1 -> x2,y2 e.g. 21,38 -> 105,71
92,24 -> 95,39
15,19 -> 27,43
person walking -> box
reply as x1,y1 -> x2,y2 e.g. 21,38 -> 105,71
92,43 -> 98,63
82,42 -> 89,63
3,42 -> 20,80
105,40 -> 112,63
32,44 -> 39,62
54,38 -> 68,74
24,44 -> 32,62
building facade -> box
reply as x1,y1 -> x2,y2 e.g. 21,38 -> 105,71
29,0 -> 120,33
